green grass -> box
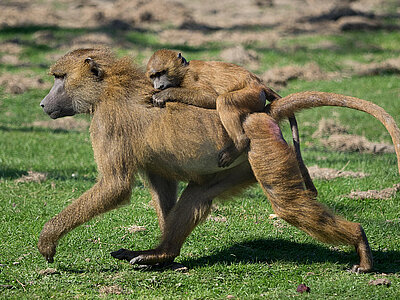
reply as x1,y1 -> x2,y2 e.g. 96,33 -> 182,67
1,24 -> 400,299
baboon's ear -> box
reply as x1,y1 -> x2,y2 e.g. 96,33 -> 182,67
84,57 -> 104,79
177,52 -> 189,66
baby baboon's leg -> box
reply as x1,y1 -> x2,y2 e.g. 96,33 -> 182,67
111,163 -> 255,265
217,86 -> 266,167
144,172 -> 178,233
243,113 -> 373,272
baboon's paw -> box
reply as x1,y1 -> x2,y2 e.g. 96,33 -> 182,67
111,248 -> 137,262
129,252 -> 175,265
350,264 -> 372,273
218,150 -> 234,168
111,248 -> 176,265
218,145 -> 240,168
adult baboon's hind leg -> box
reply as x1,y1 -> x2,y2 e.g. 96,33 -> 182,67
243,113 -> 373,272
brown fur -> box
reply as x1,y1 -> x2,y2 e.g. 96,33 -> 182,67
38,48 -> 400,273
244,114 -> 373,272
146,49 -> 316,194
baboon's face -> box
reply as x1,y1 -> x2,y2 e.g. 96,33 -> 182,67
40,77 -> 75,119
148,71 -> 175,90
40,54 -> 105,119
146,50 -> 188,90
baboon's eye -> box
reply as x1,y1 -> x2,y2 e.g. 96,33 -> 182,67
54,74 -> 65,79
155,70 -> 166,77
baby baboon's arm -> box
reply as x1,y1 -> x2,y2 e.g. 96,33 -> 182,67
153,87 -> 218,108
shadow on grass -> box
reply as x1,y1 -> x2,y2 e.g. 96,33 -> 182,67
0,168 -> 96,182
182,238 -> 400,274
51,238 -> 400,275
0,125 -> 85,134
0,167 -> 27,180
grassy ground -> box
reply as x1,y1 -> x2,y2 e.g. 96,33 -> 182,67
1,22 -> 400,299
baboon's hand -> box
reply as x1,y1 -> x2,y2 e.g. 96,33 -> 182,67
152,90 -> 171,107
37,235 -> 56,263
37,223 -> 58,263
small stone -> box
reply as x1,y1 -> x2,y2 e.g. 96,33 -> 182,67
297,284 -> 310,293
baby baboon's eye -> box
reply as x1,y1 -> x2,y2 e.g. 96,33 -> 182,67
154,70 -> 166,78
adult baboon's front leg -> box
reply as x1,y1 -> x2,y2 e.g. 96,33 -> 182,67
38,178 -> 132,262
112,163 -> 255,265
243,113 -> 373,272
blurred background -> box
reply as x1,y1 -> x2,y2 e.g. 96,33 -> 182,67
1,0 -> 399,90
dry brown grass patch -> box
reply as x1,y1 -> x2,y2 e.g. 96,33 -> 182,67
344,183 -> 400,200
308,165 -> 369,180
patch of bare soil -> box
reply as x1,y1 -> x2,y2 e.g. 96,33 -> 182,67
308,165 -> 369,180
296,3 -> 399,33
312,118 -> 395,154
107,0 -> 192,27
260,56 -> 399,91
322,134 -> 395,154
99,285 -> 123,296
14,171 -> 48,183
70,33 -> 115,49
0,54 -> 23,66
0,0 -> 191,30
38,268 -> 58,276
261,62 -> 336,90
219,45 -> 260,70
369,278 -> 391,287
337,16 -> 382,31
32,30 -> 58,47
121,225 -> 147,233
208,215 -> 227,222
0,73 -> 50,94
344,183 -> 400,200
32,117 -> 89,131
346,57 -> 400,76
0,1 -> 109,29
312,118 -> 349,138
0,42 -> 23,55
160,29 -> 281,48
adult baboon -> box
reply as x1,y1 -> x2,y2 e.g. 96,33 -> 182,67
38,48 -> 400,273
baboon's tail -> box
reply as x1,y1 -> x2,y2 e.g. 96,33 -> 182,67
267,91 -> 400,175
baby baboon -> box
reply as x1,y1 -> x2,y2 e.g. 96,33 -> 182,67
146,49 -> 316,194
147,51 -> 277,158
146,49 -> 275,168
38,48 -> 400,273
